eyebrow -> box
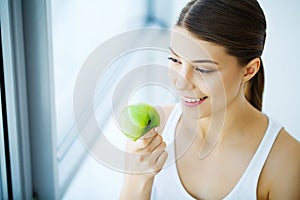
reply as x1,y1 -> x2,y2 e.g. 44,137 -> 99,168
169,46 -> 219,65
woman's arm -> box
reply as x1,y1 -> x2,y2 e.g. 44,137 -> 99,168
263,130 -> 300,199
120,171 -> 155,200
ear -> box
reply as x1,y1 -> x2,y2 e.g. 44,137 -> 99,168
242,57 -> 260,83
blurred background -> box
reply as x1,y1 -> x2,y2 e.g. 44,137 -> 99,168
1,0 -> 299,199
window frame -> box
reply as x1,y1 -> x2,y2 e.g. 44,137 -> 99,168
1,0 -> 32,199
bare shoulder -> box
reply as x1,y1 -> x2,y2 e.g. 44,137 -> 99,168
270,129 -> 300,167
261,129 -> 300,199
154,104 -> 176,132
270,129 -> 300,159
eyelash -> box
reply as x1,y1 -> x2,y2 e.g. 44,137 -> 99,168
168,57 -> 212,74
168,57 -> 181,64
195,67 -> 212,74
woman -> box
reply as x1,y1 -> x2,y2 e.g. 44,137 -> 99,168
120,0 -> 300,199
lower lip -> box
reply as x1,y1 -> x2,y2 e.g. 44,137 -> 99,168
182,97 -> 208,107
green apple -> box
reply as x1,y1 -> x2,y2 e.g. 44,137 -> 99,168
119,103 -> 160,141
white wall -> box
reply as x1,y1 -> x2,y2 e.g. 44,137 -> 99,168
259,0 -> 300,141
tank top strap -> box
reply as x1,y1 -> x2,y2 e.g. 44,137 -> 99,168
224,117 -> 282,199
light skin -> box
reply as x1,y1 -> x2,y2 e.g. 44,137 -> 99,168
120,26 -> 300,200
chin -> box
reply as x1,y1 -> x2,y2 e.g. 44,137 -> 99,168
181,103 -> 211,120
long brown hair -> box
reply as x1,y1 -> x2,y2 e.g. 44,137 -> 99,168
177,0 -> 266,111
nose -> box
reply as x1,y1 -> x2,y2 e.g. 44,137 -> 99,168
174,62 -> 194,91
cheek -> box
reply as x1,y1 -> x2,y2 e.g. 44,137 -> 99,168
196,73 -> 224,96
205,76 -> 226,103
202,72 -> 242,107
223,71 -> 243,98
210,72 -> 242,105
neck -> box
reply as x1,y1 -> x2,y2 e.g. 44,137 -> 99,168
181,94 -> 262,145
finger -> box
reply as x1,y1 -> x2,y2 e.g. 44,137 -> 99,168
153,140 -> 166,152
140,128 -> 157,140
150,141 -> 167,162
137,134 -> 163,153
135,132 -> 159,151
156,151 -> 168,168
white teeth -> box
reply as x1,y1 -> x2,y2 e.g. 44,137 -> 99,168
182,96 -> 205,103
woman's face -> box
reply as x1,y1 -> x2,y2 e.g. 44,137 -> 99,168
169,26 -> 245,119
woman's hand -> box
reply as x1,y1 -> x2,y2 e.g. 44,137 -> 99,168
125,128 -> 168,177
120,129 -> 168,200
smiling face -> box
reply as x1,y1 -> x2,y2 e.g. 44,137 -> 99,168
169,27 -> 246,119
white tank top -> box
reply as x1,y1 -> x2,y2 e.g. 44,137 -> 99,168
151,104 -> 282,200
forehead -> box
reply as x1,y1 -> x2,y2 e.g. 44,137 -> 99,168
170,26 -> 226,62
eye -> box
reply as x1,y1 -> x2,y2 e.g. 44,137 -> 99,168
195,67 -> 213,74
168,57 -> 182,64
